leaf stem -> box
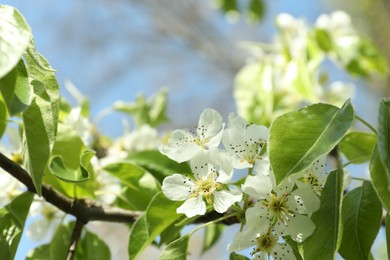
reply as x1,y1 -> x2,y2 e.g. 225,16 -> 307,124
351,176 -> 370,182
189,212 -> 239,238
355,115 -> 377,134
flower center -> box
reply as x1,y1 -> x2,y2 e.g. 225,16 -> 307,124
303,173 -> 323,193
251,232 -> 278,255
194,178 -> 222,204
263,193 -> 292,224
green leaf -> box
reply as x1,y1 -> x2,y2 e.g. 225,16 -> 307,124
0,5 -> 31,78
315,29 -> 333,52
26,244 -> 51,260
0,96 -> 8,139
22,80 -> 57,195
50,222 -> 74,260
202,223 -> 224,253
369,146 -> 390,211
159,235 -> 189,260
378,98 -> 390,181
75,230 -> 111,260
127,150 -> 191,182
247,0 -> 265,23
0,192 -> 34,259
104,162 -> 161,210
24,45 -> 60,138
0,59 -> 32,115
269,100 -> 354,184
0,233 -> 11,260
386,213 -> 390,259
128,192 -> 182,259
285,238 -> 303,260
339,132 -> 377,164
338,182 -> 382,260
303,166 -> 344,259
229,252 -> 250,260
159,216 -> 186,246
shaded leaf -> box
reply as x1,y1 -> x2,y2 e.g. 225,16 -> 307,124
229,252 -> 250,260
369,146 -> 390,212
49,222 -> 74,260
0,97 -> 8,139
303,166 -> 344,259
0,5 -> 31,78
202,223 -> 224,253
378,98 -> 390,182
159,235 -> 189,260
339,182 -> 382,260
247,0 -> 265,23
128,193 -> 181,259
0,59 -> 32,115
75,230 -> 111,260
339,132 -> 377,164
0,192 -> 34,259
269,100 -> 354,184
26,244 -> 50,260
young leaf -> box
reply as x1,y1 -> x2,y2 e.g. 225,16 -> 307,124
127,150 -> 191,182
0,192 -> 34,259
0,5 -> 31,78
128,193 -> 182,259
0,97 -> 8,139
229,252 -> 250,260
159,235 -> 189,260
75,230 -> 111,260
303,166 -> 344,259
338,182 -> 382,260
0,59 -> 33,115
369,146 -> 390,211
269,100 -> 354,184
202,223 -> 225,253
104,162 -> 161,210
339,132 -> 377,164
378,98 -> 390,181
22,80 -> 56,195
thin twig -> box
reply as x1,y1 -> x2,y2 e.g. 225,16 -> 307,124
66,219 -> 86,260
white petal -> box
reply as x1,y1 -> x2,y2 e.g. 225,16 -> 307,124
245,125 -> 268,144
177,195 -> 206,217
287,187 -> 320,214
276,177 -> 294,196
245,202 -> 271,232
254,157 -> 271,175
213,190 -> 242,213
285,214 -> 316,242
197,108 -> 223,140
215,152 -> 234,183
228,227 -> 258,252
27,218 -> 50,241
242,174 -> 273,199
272,243 -> 295,260
159,130 -> 201,163
162,174 -> 195,201
206,126 -> 224,147
190,152 -> 212,180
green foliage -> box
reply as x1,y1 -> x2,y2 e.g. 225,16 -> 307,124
0,192 -> 34,259
0,97 -> 8,139
339,131 -> 377,164
0,5 -> 31,78
378,98 -> 390,181
159,235 -> 189,260
202,223 -> 225,253
369,146 -> 390,212
75,230 -> 111,260
269,100 -> 354,184
26,244 -> 50,260
128,193 -> 182,259
303,167 -> 344,259
216,0 -> 265,23
339,181 -> 382,260
229,252 -> 250,260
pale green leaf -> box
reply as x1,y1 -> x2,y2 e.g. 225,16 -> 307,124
128,193 -> 182,259
339,132 -> 377,164
369,146 -> 390,212
303,166 -> 344,259
378,98 -> 390,182
269,100 -> 354,184
49,222 -> 74,260
202,223 -> 224,253
0,192 -> 34,259
26,244 -> 50,260
159,235 -> 189,260
0,5 -> 31,78
75,230 -> 111,260
0,59 -> 32,115
104,162 -> 161,210
0,96 -> 8,139
338,182 -> 382,260
229,252 -> 250,260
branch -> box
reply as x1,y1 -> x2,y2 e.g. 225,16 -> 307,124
66,219 -> 85,260
0,152 -> 141,223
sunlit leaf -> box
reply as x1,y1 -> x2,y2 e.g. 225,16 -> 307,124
0,59 -> 32,115
26,244 -> 50,260
0,192 -> 34,259
303,166 -> 344,259
247,0 -> 265,23
128,193 -> 181,259
378,98 -> 390,181
229,252 -> 250,260
0,5 -> 31,78
75,230 -> 111,260
338,181 -> 382,260
315,29 -> 333,52
339,132 -> 377,164
269,100 -> 354,184
104,162 -> 161,211
0,97 -> 8,139
49,222 -> 74,259
159,235 -> 189,260
369,146 -> 390,212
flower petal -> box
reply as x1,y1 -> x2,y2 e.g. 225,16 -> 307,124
213,190 -> 242,213
272,243 -> 295,260
159,130 -> 201,163
162,174 -> 195,201
287,186 -> 320,214
197,108 -> 223,140
190,152 -> 212,180
245,202 -> 271,232
285,214 -> 316,242
177,194 -> 206,217
242,173 -> 273,199
228,227 -> 258,252
245,124 -> 268,144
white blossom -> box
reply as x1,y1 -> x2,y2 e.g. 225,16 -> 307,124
63,107 -> 93,146
159,108 -> 224,163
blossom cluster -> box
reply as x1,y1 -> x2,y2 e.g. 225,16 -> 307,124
159,108 -> 328,259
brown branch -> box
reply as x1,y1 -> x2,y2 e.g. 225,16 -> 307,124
0,152 -> 141,223
66,219 -> 86,260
